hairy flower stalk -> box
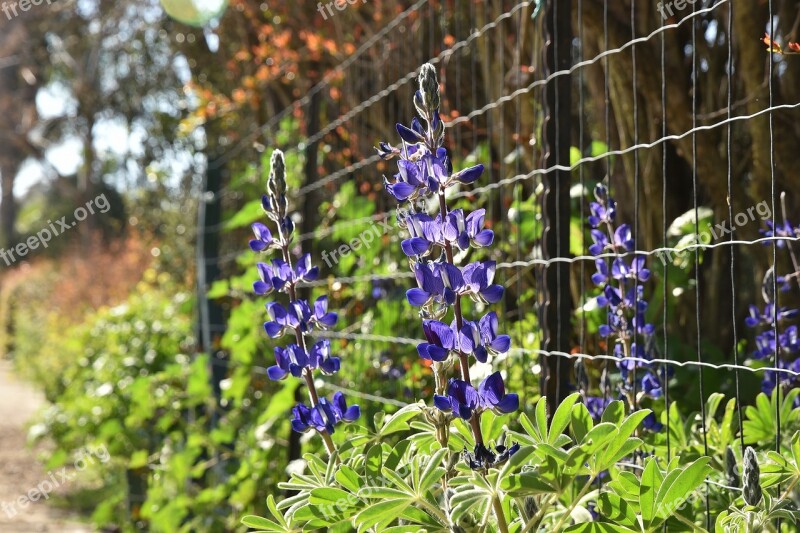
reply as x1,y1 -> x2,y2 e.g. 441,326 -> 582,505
379,63 -> 518,466
583,184 -> 664,430
251,149 -> 359,457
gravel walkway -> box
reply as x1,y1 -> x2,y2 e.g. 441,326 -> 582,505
0,360 -> 92,532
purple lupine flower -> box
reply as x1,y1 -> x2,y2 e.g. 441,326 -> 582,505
478,312 -> 512,355
381,62 -> 519,468
444,209 -> 494,250
291,403 -> 318,433
385,158 -> 427,202
312,296 -> 338,329
268,344 -> 308,381
434,379 -> 480,420
478,372 -> 519,414
588,195 -> 616,228
331,391 -> 361,423
407,262 -> 445,307
375,141 -> 401,160
584,183 -> 663,431
761,220 -> 800,248
585,396 -> 611,421
642,412 -> 663,432
451,164 -> 485,186
611,257 -> 650,282
401,213 -> 443,257
250,223 -> 276,252
459,320 -> 490,363
253,148 -> 359,438
308,340 -> 341,375
589,230 -> 609,256
418,320 -> 457,361
745,303 -> 799,328
434,373 -> 519,419
462,261 -> 504,304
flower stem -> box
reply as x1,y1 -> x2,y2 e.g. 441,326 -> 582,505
280,237 -> 339,459
437,191 -> 484,446
551,475 -> 595,532
491,495 -> 510,533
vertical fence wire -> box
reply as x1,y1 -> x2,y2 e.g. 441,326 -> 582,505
190,4 -> 800,525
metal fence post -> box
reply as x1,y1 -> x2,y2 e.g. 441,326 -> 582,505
541,0 -> 573,417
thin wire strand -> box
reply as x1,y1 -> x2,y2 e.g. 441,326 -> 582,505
206,0 -> 732,212
210,0 -> 431,169
308,331 -> 800,379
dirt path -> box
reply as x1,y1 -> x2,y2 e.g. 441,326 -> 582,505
0,360 -> 92,532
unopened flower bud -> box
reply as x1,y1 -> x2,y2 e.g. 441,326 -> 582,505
418,63 -> 441,115
743,447 -> 762,506
725,446 -> 740,488
268,149 -> 287,196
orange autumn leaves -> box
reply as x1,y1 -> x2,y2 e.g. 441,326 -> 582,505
763,33 -> 800,55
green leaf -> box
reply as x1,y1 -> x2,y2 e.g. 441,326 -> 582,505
601,400 -> 625,425
571,402 -> 593,443
564,523 -> 638,533
354,499 -> 412,531
224,198 -> 263,230
500,472 -> 557,495
129,450 -> 149,469
378,404 -> 420,437
549,392 -> 581,444
640,457 -> 663,526
241,515 -> 283,531
365,445 -> 383,485
654,457 -> 711,522
309,487 -> 353,507
335,465 -> 362,494
597,493 -> 638,528
418,448 -> 448,493
535,397 -> 549,440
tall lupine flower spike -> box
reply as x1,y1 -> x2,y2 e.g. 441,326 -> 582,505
743,447 -> 763,507
585,183 -> 664,430
748,196 -> 800,402
379,63 -> 519,474
251,149 -> 359,456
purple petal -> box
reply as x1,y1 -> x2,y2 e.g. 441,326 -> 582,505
434,395 -> 453,412
407,289 -> 430,306
490,335 -> 511,353
479,372 -> 506,405
386,181 -> 417,201
481,285 -> 505,303
401,237 -> 431,257
319,357 -> 340,375
454,164 -> 484,184
250,239 -> 267,252
343,405 -> 361,422
253,281 -> 270,295
473,229 -> 494,247
474,346 -> 488,363
494,394 -> 519,414
264,322 -> 283,338
396,123 -> 424,144
267,366 -> 287,381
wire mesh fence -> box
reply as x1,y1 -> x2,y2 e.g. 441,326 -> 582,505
196,0 -> 800,515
